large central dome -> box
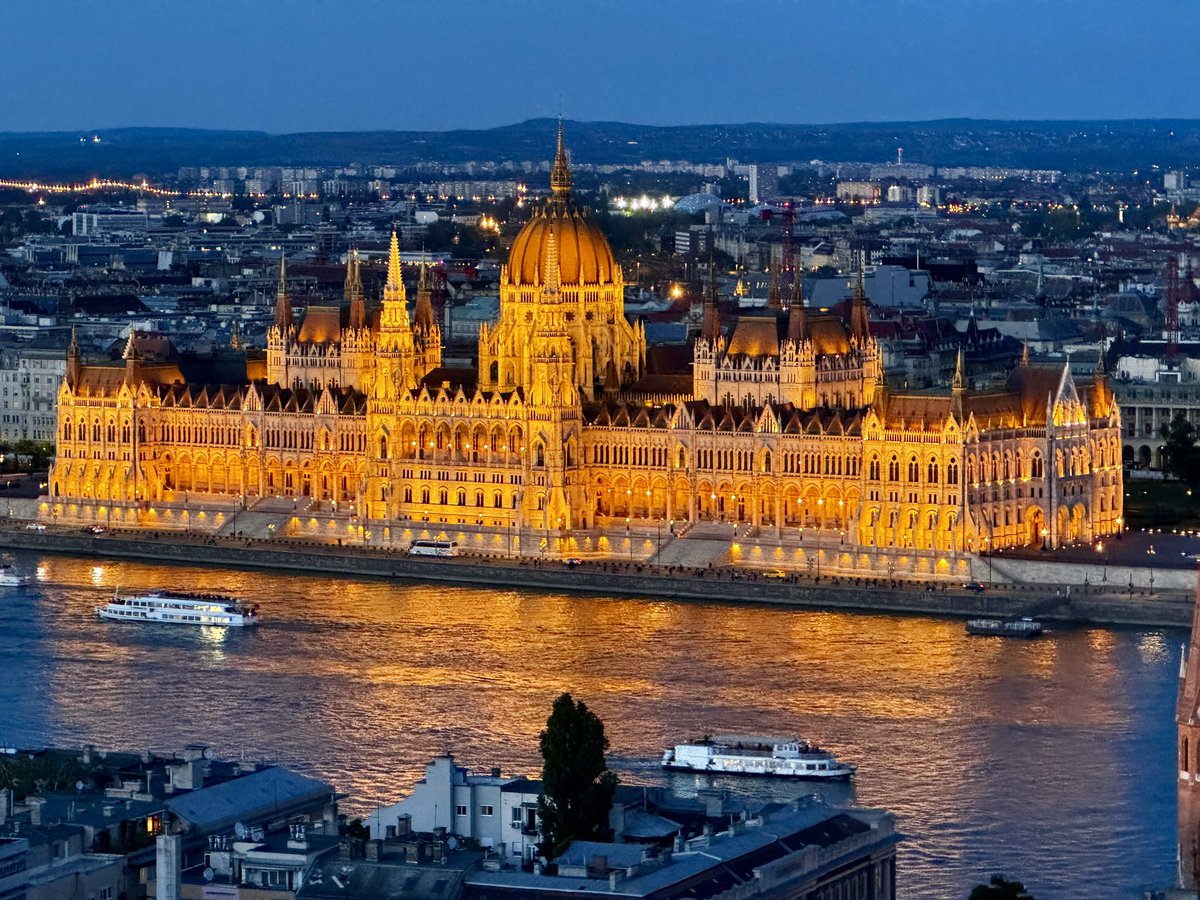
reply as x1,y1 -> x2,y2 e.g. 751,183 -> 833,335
505,127 -> 618,287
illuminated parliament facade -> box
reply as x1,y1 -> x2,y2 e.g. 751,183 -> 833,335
50,133 -> 1123,556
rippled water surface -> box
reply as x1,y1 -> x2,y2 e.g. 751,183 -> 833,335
0,552 -> 1179,898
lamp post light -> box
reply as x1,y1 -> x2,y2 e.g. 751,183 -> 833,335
1040,526 -> 1049,551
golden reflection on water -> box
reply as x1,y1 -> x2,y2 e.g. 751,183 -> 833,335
9,553 -> 1180,899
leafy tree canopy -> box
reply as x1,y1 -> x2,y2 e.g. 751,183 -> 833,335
538,692 -> 618,858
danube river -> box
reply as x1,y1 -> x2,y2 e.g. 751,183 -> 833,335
0,552 -> 1180,898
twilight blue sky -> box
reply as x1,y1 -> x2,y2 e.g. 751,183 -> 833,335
5,0 -> 1200,132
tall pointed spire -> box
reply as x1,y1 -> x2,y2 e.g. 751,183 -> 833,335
952,346 -> 966,391
66,325 -> 82,389
786,286 -> 808,344
543,227 -> 561,294
346,249 -> 365,330
414,256 -> 436,332
385,230 -> 404,298
1021,340 -> 1030,367
550,118 -> 573,199
850,264 -> 870,341
767,269 -> 782,311
273,251 -> 293,332
1091,345 -> 1110,418
701,255 -> 721,343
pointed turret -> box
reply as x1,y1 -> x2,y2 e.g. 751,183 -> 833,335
345,249 -> 366,330
701,256 -> 721,343
382,230 -> 410,331
951,346 -> 967,420
1021,340 -> 1030,367
550,118 -> 573,200
1091,346 -> 1110,418
543,229 -> 561,295
123,329 -> 141,384
767,269 -> 782,311
786,283 -> 808,345
66,326 -> 82,389
850,265 -> 870,341
415,259 -> 437,332
273,251 -> 293,332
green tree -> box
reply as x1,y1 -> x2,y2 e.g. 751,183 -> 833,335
537,692 -> 618,858
969,875 -> 1035,899
1161,413 -> 1200,487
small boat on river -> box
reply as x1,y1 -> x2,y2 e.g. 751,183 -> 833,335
662,735 -> 855,780
0,563 -> 30,587
96,590 -> 259,627
966,617 -> 1043,638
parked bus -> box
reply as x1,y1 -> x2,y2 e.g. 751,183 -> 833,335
407,539 -> 459,558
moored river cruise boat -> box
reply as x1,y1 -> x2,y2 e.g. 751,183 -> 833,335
96,590 -> 260,627
662,735 -> 856,780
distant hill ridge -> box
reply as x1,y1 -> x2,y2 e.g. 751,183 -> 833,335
2,117 -> 1199,179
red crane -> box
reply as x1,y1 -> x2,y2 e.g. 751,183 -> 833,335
1167,255 -> 1183,357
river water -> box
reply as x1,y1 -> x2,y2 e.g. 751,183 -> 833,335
0,552 -> 1180,898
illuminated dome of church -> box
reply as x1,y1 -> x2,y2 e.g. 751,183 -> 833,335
506,127 -> 618,287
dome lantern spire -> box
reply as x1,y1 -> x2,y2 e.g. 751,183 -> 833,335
550,119 -> 573,199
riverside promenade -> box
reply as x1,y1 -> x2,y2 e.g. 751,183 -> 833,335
0,522 -> 1190,629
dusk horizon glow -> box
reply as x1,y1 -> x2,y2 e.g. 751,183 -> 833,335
6,0 -> 1200,133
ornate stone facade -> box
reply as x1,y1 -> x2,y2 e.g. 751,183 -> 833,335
49,133 -> 1123,556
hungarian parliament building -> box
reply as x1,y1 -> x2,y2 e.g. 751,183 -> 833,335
50,131 -> 1123,555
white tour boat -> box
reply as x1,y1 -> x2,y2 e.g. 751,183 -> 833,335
96,590 -> 260,627
0,564 -> 30,587
662,734 -> 855,780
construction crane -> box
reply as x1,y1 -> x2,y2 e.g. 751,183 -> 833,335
1166,255 -> 1183,357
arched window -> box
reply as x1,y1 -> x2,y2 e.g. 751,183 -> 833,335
489,360 -> 499,383
947,458 -> 959,484
404,487 -> 413,503
456,489 -> 466,506
927,459 -> 939,484
676,447 -> 686,469
438,488 -> 448,505
908,456 -> 919,482
421,487 -> 430,504
762,450 -> 772,473
475,490 -> 484,507
379,435 -> 388,459
888,456 -> 900,481
535,443 -> 545,467
869,455 -> 880,481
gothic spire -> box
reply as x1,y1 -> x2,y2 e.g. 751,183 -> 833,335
550,118 -> 573,199
850,264 -> 870,341
786,290 -> 808,344
66,325 -> 81,389
346,248 -> 366,330
952,346 -> 966,391
414,256 -> 437,332
1021,340 -> 1030,367
701,255 -> 721,343
543,227 -> 562,294
767,269 -> 782,311
274,251 -> 293,332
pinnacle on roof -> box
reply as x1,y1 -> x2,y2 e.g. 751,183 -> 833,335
386,229 -> 404,294
347,249 -> 366,331
274,250 -> 293,332
767,269 -> 782,311
952,346 -> 966,391
543,227 -> 562,294
550,119 -> 573,199
414,255 -> 437,333
1020,340 -> 1030,367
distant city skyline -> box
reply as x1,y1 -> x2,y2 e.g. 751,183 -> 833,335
6,0 -> 1200,133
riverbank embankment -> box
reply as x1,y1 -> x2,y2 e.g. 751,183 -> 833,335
0,526 -> 1190,629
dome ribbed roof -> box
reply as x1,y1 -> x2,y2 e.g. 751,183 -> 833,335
505,124 -> 618,288
507,205 -> 617,287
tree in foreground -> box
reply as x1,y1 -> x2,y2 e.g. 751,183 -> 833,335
969,874 -> 1035,900
538,692 -> 618,858
1162,412 -> 1200,488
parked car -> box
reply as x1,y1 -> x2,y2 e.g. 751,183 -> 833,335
24,523 -> 46,531
564,557 -> 584,567
83,525 -> 106,535
963,581 -> 987,592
